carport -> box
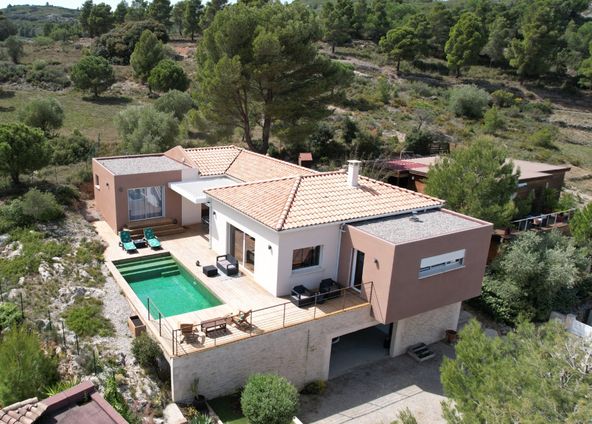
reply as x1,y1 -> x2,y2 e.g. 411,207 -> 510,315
329,324 -> 392,378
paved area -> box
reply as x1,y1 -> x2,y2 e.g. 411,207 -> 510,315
300,342 -> 453,424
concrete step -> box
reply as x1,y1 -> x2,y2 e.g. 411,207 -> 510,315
126,224 -> 185,238
126,217 -> 176,230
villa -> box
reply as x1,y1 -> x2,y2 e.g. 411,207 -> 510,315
92,146 -> 492,402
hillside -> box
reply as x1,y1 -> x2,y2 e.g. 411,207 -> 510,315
1,4 -> 79,36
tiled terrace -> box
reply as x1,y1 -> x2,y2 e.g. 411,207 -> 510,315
94,222 -> 371,358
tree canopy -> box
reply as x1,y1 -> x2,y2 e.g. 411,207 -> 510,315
425,137 -> 519,227
148,0 -> 172,27
71,54 -> 116,97
441,319 -> 592,423
18,97 -> 64,137
148,59 -> 190,92
183,0 -> 204,41
445,12 -> 485,77
130,29 -> 165,82
570,202 -> 592,247
0,123 -> 49,185
195,1 -> 353,153
115,105 -> 179,153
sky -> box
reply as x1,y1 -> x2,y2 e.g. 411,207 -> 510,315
0,0 -> 188,9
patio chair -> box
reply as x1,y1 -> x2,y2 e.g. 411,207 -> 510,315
290,285 -> 316,307
118,230 -> 136,253
143,227 -> 161,249
180,323 -> 200,344
319,278 -> 342,300
216,254 -> 239,276
231,310 -> 252,330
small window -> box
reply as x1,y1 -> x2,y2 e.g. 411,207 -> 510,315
419,249 -> 465,278
292,246 -> 321,270
94,174 -> 100,187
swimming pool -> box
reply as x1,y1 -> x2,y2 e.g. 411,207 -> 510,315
115,253 -> 222,318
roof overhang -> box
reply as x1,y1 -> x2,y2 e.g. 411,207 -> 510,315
168,177 -> 237,204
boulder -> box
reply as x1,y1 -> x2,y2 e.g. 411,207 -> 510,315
163,403 -> 187,424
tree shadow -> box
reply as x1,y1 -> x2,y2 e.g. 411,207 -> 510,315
0,106 -> 15,112
82,96 -> 132,105
0,90 -> 16,99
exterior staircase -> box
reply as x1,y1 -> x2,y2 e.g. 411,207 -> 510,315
124,217 -> 185,238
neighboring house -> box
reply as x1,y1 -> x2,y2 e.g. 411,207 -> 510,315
0,381 -> 127,424
384,157 -> 571,213
92,146 -> 493,401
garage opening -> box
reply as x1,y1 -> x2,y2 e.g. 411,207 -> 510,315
329,324 -> 392,379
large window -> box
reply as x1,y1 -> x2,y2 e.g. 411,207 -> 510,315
292,245 -> 321,270
419,249 -> 465,278
128,186 -> 164,221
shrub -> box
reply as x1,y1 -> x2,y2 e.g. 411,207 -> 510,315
0,326 -> 59,405
51,130 -> 95,165
62,297 -> 114,338
405,129 -> 435,155
18,97 -> 65,136
131,333 -> 162,370
50,184 -> 80,206
556,192 -> 578,211
0,62 -> 26,83
392,408 -> 418,424
93,20 -> 169,65
5,36 -> 23,64
75,239 -> 104,264
190,414 -> 214,424
154,89 -> 194,120
482,107 -> 504,134
26,66 -> 70,90
491,89 -> 516,107
241,373 -> 299,424
570,202 -> 592,246
148,59 -> 189,93
104,375 -> 140,424
116,105 -> 179,154
527,126 -> 558,149
20,189 -> 64,222
0,302 -> 22,332
70,55 -> 115,97
448,85 -> 490,119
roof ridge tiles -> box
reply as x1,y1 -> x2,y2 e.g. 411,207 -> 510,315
275,176 -> 302,231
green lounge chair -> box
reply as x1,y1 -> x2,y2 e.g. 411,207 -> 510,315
143,227 -> 161,249
119,230 -> 136,252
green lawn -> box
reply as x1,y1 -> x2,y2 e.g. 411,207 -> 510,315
208,395 -> 248,424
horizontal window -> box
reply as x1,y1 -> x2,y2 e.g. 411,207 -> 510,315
419,249 -> 465,278
292,245 -> 321,270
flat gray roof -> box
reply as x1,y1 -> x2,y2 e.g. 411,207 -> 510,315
98,155 -> 189,175
352,209 -> 484,244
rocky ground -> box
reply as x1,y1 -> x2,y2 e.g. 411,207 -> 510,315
0,211 -> 165,420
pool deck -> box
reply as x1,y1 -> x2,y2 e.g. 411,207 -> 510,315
95,221 -> 370,358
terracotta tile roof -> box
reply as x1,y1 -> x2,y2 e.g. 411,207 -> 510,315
226,150 -> 316,181
206,172 -> 443,231
182,146 -> 241,176
174,146 -> 316,181
0,398 -> 47,424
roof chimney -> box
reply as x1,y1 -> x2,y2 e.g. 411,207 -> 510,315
347,160 -> 361,188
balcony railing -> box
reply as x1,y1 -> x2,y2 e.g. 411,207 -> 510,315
145,282 -> 374,357
510,208 -> 577,233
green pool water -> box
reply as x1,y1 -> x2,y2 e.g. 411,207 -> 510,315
115,254 -> 222,318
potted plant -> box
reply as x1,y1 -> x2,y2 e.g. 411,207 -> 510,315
191,379 -> 207,412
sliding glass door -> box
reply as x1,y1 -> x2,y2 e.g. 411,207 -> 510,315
128,186 -> 165,221
230,225 -> 255,272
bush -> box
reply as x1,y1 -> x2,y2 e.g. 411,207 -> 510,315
241,373 -> 299,424
62,297 -> 114,338
0,326 -> 59,405
70,55 -> 115,97
51,130 -> 95,165
18,97 -> 65,136
5,36 -> 23,64
570,202 -> 592,246
148,59 -> 189,93
94,20 -> 168,65
104,375 -> 140,424
50,184 -> 80,206
491,89 -> 516,108
116,105 -> 179,154
0,302 -> 22,332
527,126 -> 558,149
405,129 -> 435,155
154,90 -> 194,120
482,107 -> 504,134
20,189 -> 64,222
131,333 -> 162,370
26,66 -> 70,90
0,62 -> 26,83
448,85 -> 490,119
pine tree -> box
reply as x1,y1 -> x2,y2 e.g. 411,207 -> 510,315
199,0 -> 227,31
148,0 -> 172,27
114,0 -> 128,24
183,0 -> 203,41
79,0 -> 93,35
130,29 -> 165,82
321,0 -> 354,53
445,12 -> 485,77
172,0 -> 186,36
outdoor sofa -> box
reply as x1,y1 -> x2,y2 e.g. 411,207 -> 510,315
216,254 -> 239,276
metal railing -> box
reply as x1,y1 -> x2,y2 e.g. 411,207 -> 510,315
167,281 -> 375,356
510,208 -> 577,232
146,297 -> 179,355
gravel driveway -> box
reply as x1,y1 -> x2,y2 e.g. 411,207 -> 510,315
299,342 -> 454,424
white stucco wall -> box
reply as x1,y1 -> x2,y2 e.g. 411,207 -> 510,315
390,301 -> 461,356
209,199 -> 280,295
170,305 -> 377,401
181,197 -> 201,226
277,224 -> 342,296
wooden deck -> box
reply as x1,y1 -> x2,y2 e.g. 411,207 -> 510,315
95,221 -> 370,357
